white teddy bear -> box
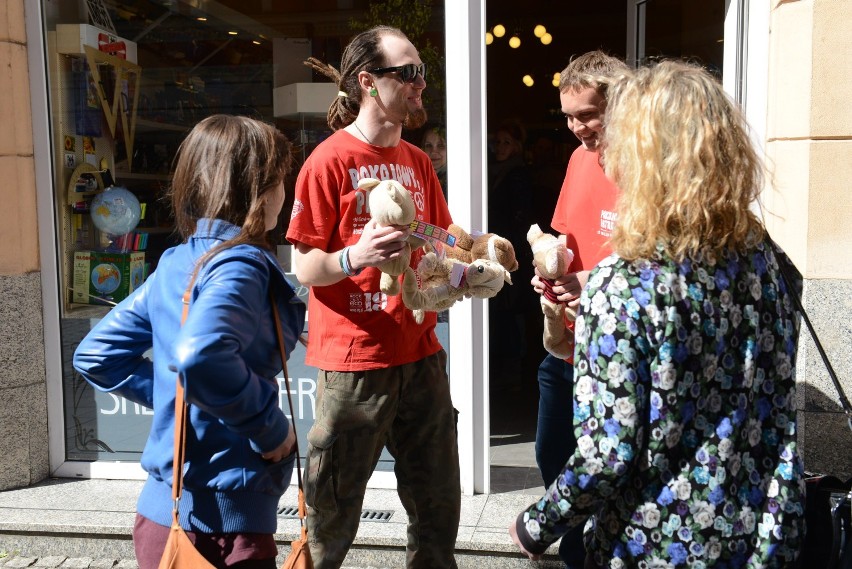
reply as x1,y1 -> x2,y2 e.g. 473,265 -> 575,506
359,177 -> 424,295
527,223 -> 576,359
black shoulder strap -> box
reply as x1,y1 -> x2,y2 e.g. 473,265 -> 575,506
769,240 -> 852,429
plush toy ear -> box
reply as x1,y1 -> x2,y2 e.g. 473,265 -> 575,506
527,223 -> 544,244
357,177 -> 381,191
448,223 -> 474,251
490,235 -> 519,272
502,268 -> 513,285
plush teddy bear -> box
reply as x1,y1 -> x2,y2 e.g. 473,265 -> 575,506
528,223 -> 576,359
443,223 -> 519,273
359,177 -> 425,295
401,252 -> 512,324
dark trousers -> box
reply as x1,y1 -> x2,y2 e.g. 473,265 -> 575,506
535,354 -> 586,568
132,514 -> 277,569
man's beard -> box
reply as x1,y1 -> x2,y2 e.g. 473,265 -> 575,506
403,108 -> 428,129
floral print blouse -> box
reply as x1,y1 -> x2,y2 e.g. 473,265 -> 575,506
516,241 -> 805,568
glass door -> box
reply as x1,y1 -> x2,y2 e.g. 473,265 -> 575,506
627,0 -> 725,72
483,0 -> 627,495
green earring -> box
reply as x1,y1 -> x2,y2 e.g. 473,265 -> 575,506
369,87 -> 378,97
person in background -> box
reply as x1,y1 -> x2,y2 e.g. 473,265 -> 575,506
292,26 -> 460,569
421,123 -> 451,326
528,133 -> 565,233
421,123 -> 448,200
73,114 -> 306,569
488,119 -> 537,389
488,119 -> 530,235
532,51 -> 628,568
511,60 -> 805,567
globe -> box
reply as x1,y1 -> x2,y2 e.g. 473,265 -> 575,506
91,186 -> 141,236
91,263 -> 121,294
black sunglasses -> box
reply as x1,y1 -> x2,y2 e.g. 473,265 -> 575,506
367,63 -> 427,83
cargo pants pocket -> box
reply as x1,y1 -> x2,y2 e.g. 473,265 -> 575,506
304,424 -> 338,512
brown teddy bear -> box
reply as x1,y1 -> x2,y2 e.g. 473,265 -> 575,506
359,177 -> 425,295
443,223 -> 519,273
527,223 -> 575,359
401,253 -> 513,324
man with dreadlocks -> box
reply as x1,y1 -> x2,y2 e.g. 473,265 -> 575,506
286,26 -> 460,569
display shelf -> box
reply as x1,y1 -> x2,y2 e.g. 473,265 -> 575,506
114,170 -> 171,181
134,118 -> 189,133
133,226 -> 173,235
64,303 -> 113,319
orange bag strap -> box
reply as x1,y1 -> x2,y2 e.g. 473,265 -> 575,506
170,273 -> 198,515
270,290 -> 308,528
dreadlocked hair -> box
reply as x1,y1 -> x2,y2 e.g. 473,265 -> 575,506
304,57 -> 357,131
304,26 -> 407,131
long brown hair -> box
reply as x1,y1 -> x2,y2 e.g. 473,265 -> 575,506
169,114 -> 292,267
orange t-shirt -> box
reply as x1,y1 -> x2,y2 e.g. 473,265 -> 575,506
551,146 -> 619,272
286,130 -> 452,371
551,146 -> 620,362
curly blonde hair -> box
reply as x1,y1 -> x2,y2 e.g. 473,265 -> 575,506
603,60 -> 765,262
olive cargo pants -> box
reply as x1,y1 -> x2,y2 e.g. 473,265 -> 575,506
304,350 -> 461,569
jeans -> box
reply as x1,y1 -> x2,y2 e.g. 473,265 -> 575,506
535,354 -> 585,568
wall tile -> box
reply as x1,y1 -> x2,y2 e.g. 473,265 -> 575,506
0,0 -> 27,44
0,272 -> 48,490
0,41 -> 34,157
0,156 -> 39,275
0,382 -> 48,491
766,1 -> 813,141
811,0 -> 852,137
808,141 -> 852,277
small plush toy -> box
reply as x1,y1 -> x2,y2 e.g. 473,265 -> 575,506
443,223 -> 519,273
528,223 -> 576,359
360,177 -> 424,295
401,252 -> 512,324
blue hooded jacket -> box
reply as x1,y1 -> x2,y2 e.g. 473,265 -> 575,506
73,219 -> 306,533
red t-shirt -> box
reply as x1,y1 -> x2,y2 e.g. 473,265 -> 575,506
551,146 -> 619,271
286,130 -> 452,371
551,146 -> 620,362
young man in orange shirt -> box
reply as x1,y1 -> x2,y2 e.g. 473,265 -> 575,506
531,51 -> 628,568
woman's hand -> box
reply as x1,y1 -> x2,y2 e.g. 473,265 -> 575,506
508,521 -> 542,561
261,421 -> 296,463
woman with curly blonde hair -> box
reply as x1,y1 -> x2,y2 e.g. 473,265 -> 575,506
511,61 -> 805,567
604,61 -> 765,261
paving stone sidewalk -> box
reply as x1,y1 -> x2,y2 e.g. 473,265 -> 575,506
0,557 -> 137,569
0,555 -> 388,569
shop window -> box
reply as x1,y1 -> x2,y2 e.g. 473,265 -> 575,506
42,0 -> 447,470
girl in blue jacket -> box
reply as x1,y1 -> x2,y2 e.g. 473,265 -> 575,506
74,114 -> 306,569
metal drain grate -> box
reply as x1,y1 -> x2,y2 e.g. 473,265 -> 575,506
278,506 -> 394,523
277,505 -> 300,518
360,509 -> 393,523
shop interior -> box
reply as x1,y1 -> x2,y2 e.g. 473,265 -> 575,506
48,0 -> 723,491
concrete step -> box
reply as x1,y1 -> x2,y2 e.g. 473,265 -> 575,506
0,479 -> 565,568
